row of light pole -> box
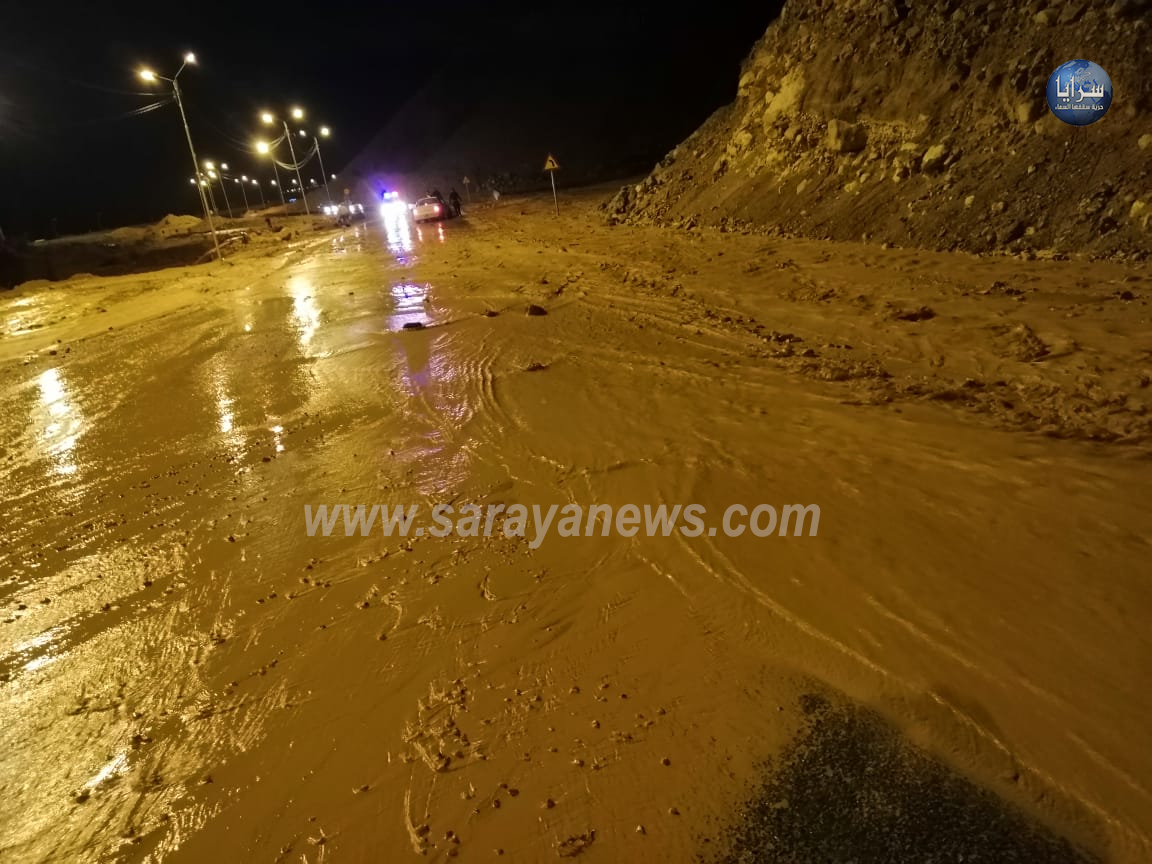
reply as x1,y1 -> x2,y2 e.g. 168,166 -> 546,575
255,108 -> 334,215
138,52 -> 339,261
190,163 -> 280,216
191,165 -> 335,218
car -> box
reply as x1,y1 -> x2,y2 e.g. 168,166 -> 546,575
321,202 -> 365,225
410,196 -> 452,223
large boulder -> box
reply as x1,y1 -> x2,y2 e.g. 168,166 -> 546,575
826,119 -> 867,153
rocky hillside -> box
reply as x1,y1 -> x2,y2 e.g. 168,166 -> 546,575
605,0 -> 1152,258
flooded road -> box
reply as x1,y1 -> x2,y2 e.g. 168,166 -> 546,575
2,195 -> 1151,862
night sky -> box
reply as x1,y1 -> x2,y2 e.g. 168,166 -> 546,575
0,2 -> 781,238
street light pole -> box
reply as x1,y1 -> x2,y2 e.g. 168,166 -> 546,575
165,66 -> 221,260
258,141 -> 286,206
252,179 -> 266,207
220,175 -> 232,218
316,126 -> 333,206
235,178 -> 250,212
203,174 -> 219,216
206,163 -> 233,218
282,120 -> 309,214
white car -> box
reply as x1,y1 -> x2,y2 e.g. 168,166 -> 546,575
410,196 -> 451,223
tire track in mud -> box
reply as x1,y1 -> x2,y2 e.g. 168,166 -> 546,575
413,224 -> 1144,859
649,481 -> 1150,860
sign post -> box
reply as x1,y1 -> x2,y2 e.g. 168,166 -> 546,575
462,175 -> 471,203
543,154 -> 560,216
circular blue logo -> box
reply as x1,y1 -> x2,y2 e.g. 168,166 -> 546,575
1046,60 -> 1112,126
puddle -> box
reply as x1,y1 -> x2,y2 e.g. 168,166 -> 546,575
388,282 -> 433,331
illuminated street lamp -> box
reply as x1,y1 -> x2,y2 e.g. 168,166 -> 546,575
138,52 -> 221,260
259,107 -> 309,214
204,160 -> 233,218
249,177 -> 266,207
198,168 -> 220,216
234,176 -> 250,212
312,125 -> 334,205
189,177 -> 208,206
255,140 -> 286,206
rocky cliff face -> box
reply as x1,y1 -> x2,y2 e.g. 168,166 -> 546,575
606,0 -> 1152,258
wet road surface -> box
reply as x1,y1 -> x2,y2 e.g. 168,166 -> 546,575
2,196 -> 1150,862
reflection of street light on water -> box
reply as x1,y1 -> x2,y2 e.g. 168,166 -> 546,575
137,53 -> 221,260
36,367 -> 83,478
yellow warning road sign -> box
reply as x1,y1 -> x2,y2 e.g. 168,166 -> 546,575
543,154 -> 560,171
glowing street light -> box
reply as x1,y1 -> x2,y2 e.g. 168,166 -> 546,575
137,52 -> 221,259
299,124 -> 335,205
259,109 -> 309,214
233,176 -> 250,212
204,159 -> 232,218
193,170 -> 220,216
254,139 -> 286,206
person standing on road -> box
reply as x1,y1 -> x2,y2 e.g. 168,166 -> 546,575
448,188 -> 462,216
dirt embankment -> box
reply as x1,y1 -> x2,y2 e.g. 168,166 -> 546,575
606,0 -> 1152,258
0,213 -> 343,288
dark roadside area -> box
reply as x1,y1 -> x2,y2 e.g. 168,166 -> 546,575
0,209 -> 347,288
713,691 -> 1099,864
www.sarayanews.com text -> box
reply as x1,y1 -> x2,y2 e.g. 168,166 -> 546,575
304,502 -> 820,547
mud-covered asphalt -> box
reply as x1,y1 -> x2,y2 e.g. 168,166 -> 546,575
1,189 -> 1150,862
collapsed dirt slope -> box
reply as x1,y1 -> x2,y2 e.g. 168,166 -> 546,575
607,0 -> 1152,257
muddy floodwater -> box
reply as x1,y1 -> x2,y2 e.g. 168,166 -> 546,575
2,190 -> 1151,862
